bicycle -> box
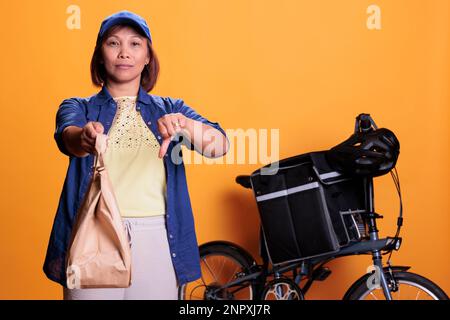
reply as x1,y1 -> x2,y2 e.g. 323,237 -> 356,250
179,114 -> 449,300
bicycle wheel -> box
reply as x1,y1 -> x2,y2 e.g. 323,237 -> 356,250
178,243 -> 256,300
345,271 -> 449,300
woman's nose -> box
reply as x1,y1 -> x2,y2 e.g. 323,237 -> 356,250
118,48 -> 130,59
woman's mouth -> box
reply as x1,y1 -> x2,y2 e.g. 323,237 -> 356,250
116,64 -> 134,69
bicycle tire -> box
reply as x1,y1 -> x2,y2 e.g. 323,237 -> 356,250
178,242 -> 257,300
345,271 -> 449,300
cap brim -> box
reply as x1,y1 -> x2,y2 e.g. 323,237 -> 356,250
100,17 -> 150,41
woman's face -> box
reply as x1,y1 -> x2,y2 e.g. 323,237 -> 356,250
101,26 -> 150,85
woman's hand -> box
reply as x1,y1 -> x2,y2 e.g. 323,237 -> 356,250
156,113 -> 229,159
157,113 -> 187,158
80,121 -> 104,155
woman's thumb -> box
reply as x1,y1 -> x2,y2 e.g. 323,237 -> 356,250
94,122 -> 104,133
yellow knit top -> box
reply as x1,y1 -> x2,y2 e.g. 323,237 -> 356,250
103,95 -> 167,217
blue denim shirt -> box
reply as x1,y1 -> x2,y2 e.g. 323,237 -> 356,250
43,85 -> 227,288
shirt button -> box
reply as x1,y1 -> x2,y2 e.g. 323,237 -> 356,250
172,253 -> 176,258
147,121 -> 151,125
157,136 -> 161,140
169,234 -> 173,239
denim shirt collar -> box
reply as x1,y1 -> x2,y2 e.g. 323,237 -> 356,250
93,84 -> 152,106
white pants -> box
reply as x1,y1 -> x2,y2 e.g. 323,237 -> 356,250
63,215 -> 179,300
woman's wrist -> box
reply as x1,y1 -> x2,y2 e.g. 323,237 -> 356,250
62,126 -> 89,158
181,117 -> 228,158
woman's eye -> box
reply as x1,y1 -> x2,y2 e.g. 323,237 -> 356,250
107,41 -> 141,46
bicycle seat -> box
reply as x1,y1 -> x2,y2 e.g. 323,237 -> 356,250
235,175 -> 252,189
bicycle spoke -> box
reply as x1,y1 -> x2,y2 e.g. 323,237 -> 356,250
189,283 -> 207,300
415,290 -> 421,300
215,256 -> 227,282
199,275 -> 208,287
208,255 -> 241,285
202,257 -> 219,283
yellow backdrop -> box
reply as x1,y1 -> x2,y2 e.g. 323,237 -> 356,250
0,0 -> 448,299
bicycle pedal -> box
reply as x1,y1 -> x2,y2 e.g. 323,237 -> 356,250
312,267 -> 332,281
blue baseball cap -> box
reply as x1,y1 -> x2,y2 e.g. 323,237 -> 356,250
97,10 -> 152,44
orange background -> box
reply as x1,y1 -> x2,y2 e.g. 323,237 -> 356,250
0,0 -> 448,299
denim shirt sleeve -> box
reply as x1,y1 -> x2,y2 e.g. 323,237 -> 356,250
169,98 -> 229,155
54,98 -> 87,157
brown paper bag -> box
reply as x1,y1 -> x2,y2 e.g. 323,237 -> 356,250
65,133 -> 131,289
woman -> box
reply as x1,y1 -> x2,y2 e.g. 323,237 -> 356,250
43,10 -> 229,300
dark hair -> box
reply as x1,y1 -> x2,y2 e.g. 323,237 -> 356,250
90,23 -> 160,92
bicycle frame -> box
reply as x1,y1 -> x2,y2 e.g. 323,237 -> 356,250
207,237 -> 399,299
361,176 -> 393,300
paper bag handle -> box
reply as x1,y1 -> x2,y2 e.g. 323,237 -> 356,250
93,134 -> 108,173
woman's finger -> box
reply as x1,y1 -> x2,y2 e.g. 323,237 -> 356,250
80,140 -> 95,155
159,138 -> 171,158
158,119 -> 172,139
81,129 -> 95,146
93,122 -> 104,134
177,114 -> 186,128
87,126 -> 99,140
164,116 -> 177,137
